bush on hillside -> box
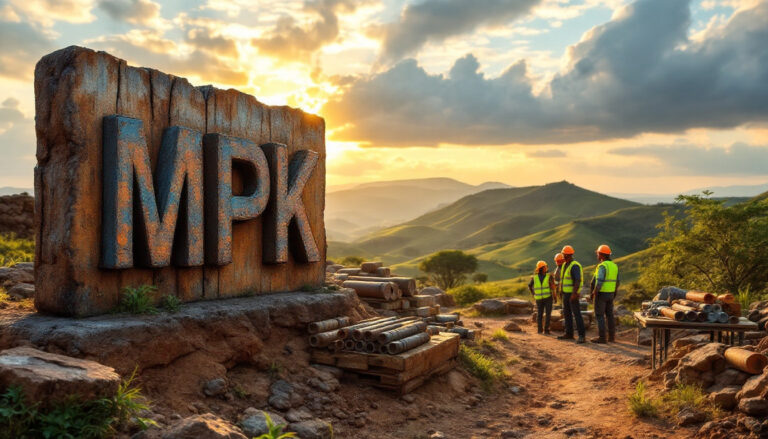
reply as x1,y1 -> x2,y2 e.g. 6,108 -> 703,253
448,285 -> 485,306
339,256 -> 365,266
472,272 -> 488,284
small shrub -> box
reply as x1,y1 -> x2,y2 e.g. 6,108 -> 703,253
491,329 -> 509,342
232,385 -> 248,400
458,345 -> 506,388
254,412 -> 297,439
628,381 -> 657,418
300,284 -> 316,292
0,288 -> 9,303
659,383 -> 721,419
737,286 -> 764,314
118,285 -> 158,314
619,282 -> 653,310
618,315 -> 638,327
448,285 -> 486,306
268,361 -> 283,379
160,294 -> 181,313
0,368 -> 155,438
472,272 -> 488,284
339,256 -> 364,266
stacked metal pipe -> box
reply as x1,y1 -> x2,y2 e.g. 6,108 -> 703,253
644,287 -> 742,324
307,316 -> 432,355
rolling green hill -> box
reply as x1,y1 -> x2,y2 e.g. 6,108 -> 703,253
328,181 -> 639,264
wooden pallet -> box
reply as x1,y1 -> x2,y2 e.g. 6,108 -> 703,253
311,333 -> 460,394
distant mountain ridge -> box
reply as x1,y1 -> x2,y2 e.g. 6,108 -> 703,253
328,181 -> 650,276
325,178 -> 511,241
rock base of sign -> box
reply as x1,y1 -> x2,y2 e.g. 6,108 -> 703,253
0,289 -> 366,378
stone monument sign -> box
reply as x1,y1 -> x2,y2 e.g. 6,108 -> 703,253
34,46 -> 326,317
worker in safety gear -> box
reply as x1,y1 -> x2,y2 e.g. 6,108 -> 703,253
557,245 -> 586,344
590,244 -> 620,344
552,252 -> 565,300
528,261 -> 556,334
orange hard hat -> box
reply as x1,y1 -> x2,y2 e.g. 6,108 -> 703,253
597,244 -> 612,255
536,260 -> 548,272
561,245 -> 575,255
554,253 -> 565,264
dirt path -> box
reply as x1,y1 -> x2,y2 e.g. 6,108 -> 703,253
355,314 -> 694,439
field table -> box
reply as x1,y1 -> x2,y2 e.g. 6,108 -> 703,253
633,312 -> 758,369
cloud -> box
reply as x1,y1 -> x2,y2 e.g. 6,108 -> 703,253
7,0 -> 95,25
609,143 -> 768,175
186,28 -> 239,58
0,97 -> 36,186
252,0 -> 363,61
527,149 -> 566,158
323,0 -> 768,146
98,0 -> 161,26
0,20 -> 54,80
376,0 -> 542,64
89,30 -> 248,85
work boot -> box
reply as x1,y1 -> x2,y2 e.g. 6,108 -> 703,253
557,334 -> 574,340
591,336 -> 606,344
537,329 -> 543,334
576,336 -> 586,344
544,329 -> 551,335
608,334 -> 615,342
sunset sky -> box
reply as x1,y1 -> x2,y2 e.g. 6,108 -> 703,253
1,0 -> 767,195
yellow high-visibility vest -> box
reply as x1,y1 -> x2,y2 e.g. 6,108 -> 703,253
595,260 -> 619,293
533,273 -> 551,300
561,261 -> 582,293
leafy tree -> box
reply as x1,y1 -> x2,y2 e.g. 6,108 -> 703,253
472,272 -> 488,284
419,250 -> 478,290
640,194 -> 768,294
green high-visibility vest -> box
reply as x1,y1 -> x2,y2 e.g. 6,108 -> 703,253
533,273 -> 551,300
561,261 -> 582,293
595,260 -> 619,293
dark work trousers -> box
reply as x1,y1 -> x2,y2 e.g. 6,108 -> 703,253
561,293 -> 585,337
595,292 -> 616,338
536,296 -> 553,332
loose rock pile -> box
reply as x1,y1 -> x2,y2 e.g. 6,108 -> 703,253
0,262 -> 34,300
648,336 -> 768,435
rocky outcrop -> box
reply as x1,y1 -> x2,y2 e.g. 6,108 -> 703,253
0,290 -> 365,376
0,193 -> 34,239
475,298 -> 533,315
161,414 -> 247,439
0,346 -> 120,405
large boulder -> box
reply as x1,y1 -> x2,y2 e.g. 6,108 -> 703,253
739,397 -> 768,417
6,283 -> 35,300
289,419 -> 333,439
708,386 -> 740,410
162,414 -> 247,439
0,347 -> 120,405
737,368 -> 768,401
677,343 -> 727,372
239,409 -> 288,438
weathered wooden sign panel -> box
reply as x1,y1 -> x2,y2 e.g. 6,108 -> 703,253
34,46 -> 326,317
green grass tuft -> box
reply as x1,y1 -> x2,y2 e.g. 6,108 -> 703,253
627,381 -> 657,418
118,285 -> 158,314
254,412 -> 297,439
659,383 -> 722,419
0,234 -> 34,268
458,345 -> 507,389
160,294 -> 181,313
0,368 -> 155,439
491,329 -> 509,342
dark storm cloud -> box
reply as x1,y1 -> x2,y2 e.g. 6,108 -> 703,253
609,143 -> 768,175
377,0 -> 541,64
98,0 -> 160,25
323,0 -> 768,146
252,0 -> 364,61
0,20 -> 54,80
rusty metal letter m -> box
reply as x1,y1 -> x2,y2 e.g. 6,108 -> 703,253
101,115 -> 204,268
